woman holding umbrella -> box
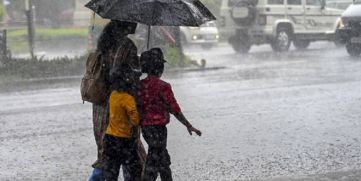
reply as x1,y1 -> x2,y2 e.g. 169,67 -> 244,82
89,20 -> 146,181
85,0 -> 216,180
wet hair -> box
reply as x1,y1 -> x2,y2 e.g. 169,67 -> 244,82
109,64 -> 135,94
143,61 -> 164,76
97,21 -> 137,54
140,48 -> 165,76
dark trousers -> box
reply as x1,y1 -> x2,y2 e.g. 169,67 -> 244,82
103,134 -> 142,181
92,104 -> 147,181
142,126 -> 172,181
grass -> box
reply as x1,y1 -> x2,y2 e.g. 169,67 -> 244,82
0,55 -> 86,81
0,47 -> 196,82
7,27 -> 88,53
164,47 -> 193,67
7,27 -> 88,40
1,28 -> 196,81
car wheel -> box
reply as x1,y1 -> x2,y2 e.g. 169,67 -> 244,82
271,27 -> 291,52
293,39 -> 310,50
229,35 -> 251,54
346,42 -> 361,57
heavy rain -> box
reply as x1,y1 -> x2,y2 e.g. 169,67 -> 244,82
0,0 -> 361,181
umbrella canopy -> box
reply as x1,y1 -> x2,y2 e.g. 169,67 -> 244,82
85,0 -> 216,27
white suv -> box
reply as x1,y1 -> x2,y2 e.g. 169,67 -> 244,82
220,0 -> 343,53
180,21 -> 219,49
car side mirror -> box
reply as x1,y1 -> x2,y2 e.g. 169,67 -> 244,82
321,0 -> 326,9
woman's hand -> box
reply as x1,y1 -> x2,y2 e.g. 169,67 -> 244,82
187,126 -> 202,136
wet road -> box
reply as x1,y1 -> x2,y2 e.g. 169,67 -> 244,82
1,43 -> 361,180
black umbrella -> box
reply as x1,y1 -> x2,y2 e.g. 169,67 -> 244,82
85,0 -> 216,48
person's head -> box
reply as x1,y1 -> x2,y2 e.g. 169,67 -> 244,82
130,55 -> 142,79
109,44 -> 142,79
140,48 -> 166,77
97,20 -> 137,53
115,21 -> 137,35
109,64 -> 136,94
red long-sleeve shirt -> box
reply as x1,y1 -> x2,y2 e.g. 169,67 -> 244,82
139,76 -> 181,126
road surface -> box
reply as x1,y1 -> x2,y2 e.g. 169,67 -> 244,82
1,43 -> 361,181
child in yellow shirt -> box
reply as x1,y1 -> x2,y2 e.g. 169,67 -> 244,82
103,64 -> 142,181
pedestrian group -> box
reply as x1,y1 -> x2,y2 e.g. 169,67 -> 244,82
86,20 -> 202,181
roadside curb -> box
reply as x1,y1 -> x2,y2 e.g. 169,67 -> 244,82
2,66 -> 227,83
165,66 -> 226,73
0,76 -> 82,93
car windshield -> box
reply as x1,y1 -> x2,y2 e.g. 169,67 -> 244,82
201,22 -> 216,27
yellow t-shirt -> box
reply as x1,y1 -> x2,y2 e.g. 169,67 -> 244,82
106,91 -> 139,138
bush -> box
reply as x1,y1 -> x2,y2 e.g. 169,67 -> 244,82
164,47 -> 193,68
0,46 -> 195,82
0,55 -> 86,81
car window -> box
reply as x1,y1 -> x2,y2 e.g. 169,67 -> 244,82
337,3 -> 350,9
268,0 -> 284,5
327,2 -> 335,8
201,22 -> 216,27
306,0 -> 321,6
287,0 -> 302,5
207,22 -> 216,27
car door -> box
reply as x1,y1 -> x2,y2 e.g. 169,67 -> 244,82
286,0 -> 305,33
304,0 -> 323,32
321,4 -> 345,32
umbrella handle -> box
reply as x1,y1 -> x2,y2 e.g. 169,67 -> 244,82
91,12 -> 96,30
147,25 -> 151,50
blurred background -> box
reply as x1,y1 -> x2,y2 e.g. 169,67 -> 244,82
0,0 -> 222,58
2,1 -> 361,181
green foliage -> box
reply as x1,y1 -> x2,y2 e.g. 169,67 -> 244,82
164,47 -> 182,67
0,48 -> 194,81
0,4 -> 3,22
8,28 -> 88,41
164,47 -> 193,68
0,55 -> 86,80
7,27 -> 88,53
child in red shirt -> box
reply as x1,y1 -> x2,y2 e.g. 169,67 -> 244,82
139,48 -> 202,181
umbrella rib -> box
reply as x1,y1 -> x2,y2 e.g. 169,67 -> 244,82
183,1 -> 200,26
163,0 -> 175,25
101,1 -> 117,19
151,0 -> 157,25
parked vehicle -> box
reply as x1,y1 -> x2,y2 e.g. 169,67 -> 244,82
327,0 -> 353,10
180,21 -> 219,49
219,0 -> 344,53
336,0 -> 361,56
